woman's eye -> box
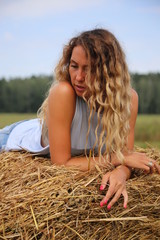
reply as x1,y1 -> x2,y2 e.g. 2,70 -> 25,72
70,65 -> 78,68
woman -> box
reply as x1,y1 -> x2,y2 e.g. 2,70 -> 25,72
1,28 -> 160,210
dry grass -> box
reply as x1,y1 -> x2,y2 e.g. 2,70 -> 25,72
0,147 -> 160,240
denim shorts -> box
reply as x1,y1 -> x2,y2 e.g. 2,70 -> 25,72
0,120 -> 27,151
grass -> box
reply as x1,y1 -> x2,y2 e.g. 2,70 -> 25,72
0,113 -> 37,129
134,141 -> 160,149
134,114 -> 160,149
135,114 -> 160,141
0,113 -> 160,149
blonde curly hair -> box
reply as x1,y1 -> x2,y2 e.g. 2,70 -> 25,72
38,28 -> 131,163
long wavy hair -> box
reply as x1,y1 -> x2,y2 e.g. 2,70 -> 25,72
38,28 -> 131,163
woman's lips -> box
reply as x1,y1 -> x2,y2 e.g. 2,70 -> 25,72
75,85 -> 86,92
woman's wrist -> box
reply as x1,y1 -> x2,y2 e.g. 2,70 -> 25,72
110,151 -> 132,167
110,153 -> 121,166
116,165 -> 131,180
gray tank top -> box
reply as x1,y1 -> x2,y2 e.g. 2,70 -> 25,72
42,96 -> 105,156
70,96 -> 105,156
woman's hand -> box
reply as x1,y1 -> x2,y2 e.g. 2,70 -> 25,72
99,165 -> 130,209
111,152 -> 160,174
123,152 -> 160,174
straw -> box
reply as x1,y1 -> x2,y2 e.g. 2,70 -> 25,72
0,146 -> 160,239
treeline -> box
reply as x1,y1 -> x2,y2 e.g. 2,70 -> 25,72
131,73 -> 160,114
0,75 -> 53,113
0,73 -> 160,113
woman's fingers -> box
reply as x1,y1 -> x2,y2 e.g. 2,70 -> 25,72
144,158 -> 160,174
100,172 -> 111,191
106,186 -> 123,209
100,183 -> 115,207
102,181 -> 117,207
125,152 -> 160,173
122,188 -> 128,208
100,184 -> 128,209
135,154 -> 153,171
100,167 -> 129,209
100,179 -> 127,209
145,159 -> 154,173
99,172 -> 111,207
154,162 -> 160,174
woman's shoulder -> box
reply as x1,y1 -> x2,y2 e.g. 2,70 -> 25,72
48,81 -> 76,114
131,88 -> 138,107
49,81 -> 76,99
131,88 -> 138,100
130,88 -> 138,117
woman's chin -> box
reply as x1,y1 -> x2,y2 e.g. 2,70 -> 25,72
75,91 -> 84,97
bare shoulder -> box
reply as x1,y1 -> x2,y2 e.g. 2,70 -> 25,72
129,88 -> 138,128
49,81 -> 76,101
47,81 -> 76,121
131,88 -> 138,103
131,88 -> 138,112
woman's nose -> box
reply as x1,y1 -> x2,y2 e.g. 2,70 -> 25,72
76,69 -> 85,81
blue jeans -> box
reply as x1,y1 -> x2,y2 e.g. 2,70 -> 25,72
0,120 -> 27,150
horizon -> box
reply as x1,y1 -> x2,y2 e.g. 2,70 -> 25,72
1,71 -> 160,81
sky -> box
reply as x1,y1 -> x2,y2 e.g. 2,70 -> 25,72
0,0 -> 160,79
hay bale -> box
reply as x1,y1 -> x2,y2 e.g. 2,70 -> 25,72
0,147 -> 160,240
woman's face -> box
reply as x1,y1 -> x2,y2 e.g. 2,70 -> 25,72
69,45 -> 89,97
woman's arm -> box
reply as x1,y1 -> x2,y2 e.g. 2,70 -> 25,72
111,88 -> 160,173
47,81 -> 76,165
47,81 -> 104,171
127,88 -> 138,150
125,89 -> 160,173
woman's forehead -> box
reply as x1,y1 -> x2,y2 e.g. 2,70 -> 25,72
71,45 -> 88,64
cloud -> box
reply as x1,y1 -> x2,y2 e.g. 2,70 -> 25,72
0,0 -> 104,19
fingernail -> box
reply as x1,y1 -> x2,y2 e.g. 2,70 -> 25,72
124,205 -> 127,209
100,202 -> 103,207
107,205 -> 111,210
100,185 -> 104,190
104,199 -> 108,205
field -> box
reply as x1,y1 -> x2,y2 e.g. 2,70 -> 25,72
0,113 -> 37,129
0,113 -> 160,149
135,114 -> 160,149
